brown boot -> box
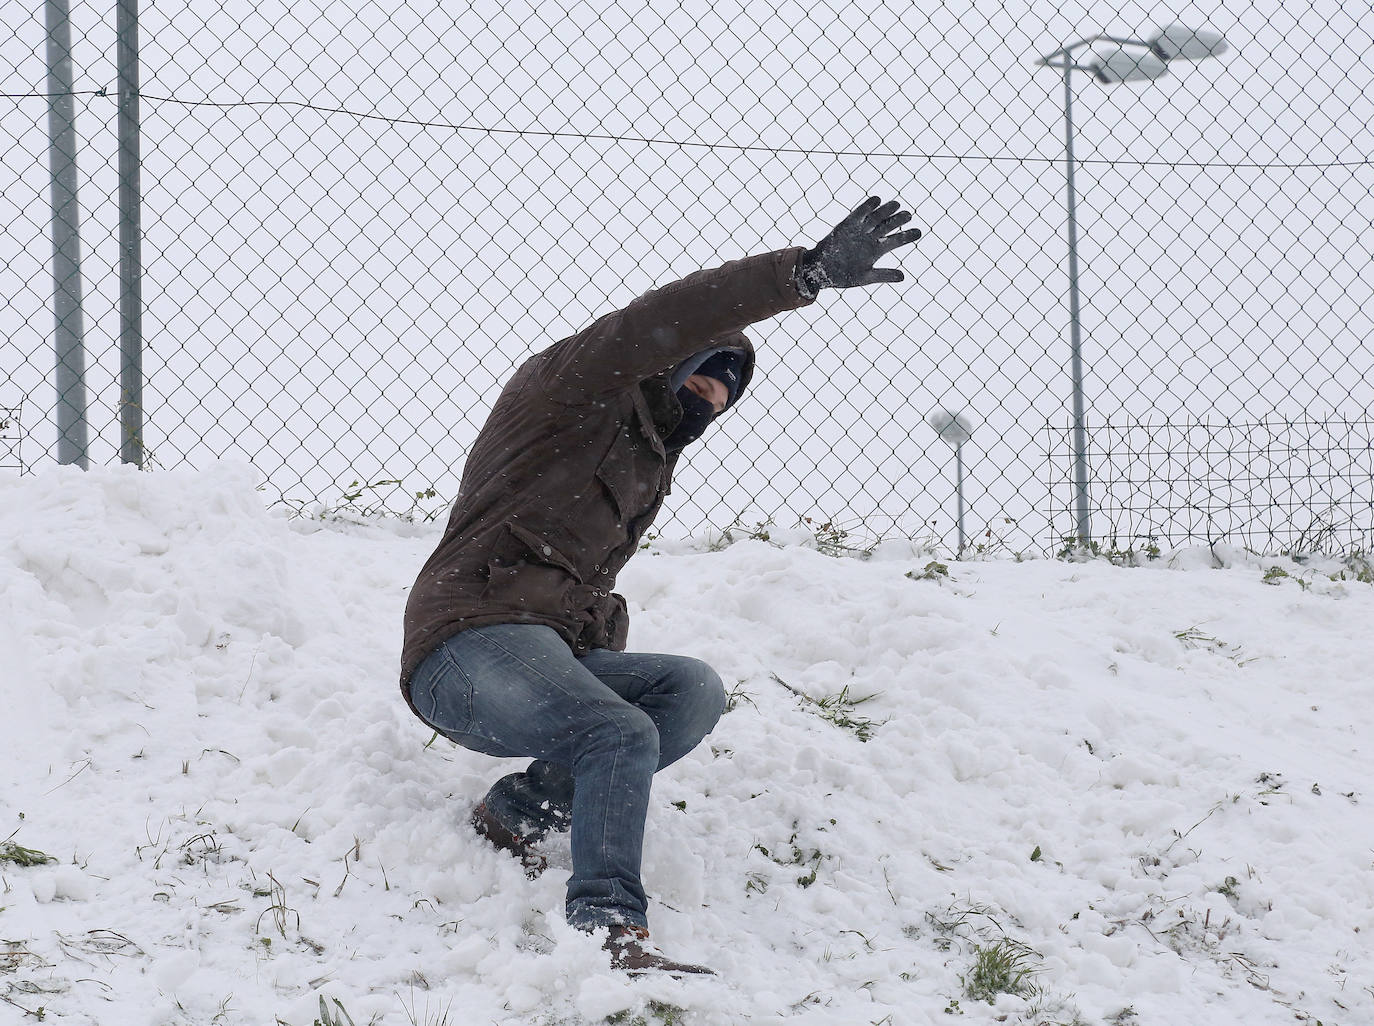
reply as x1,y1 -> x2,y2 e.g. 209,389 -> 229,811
469,802 -> 547,878
603,925 -> 715,976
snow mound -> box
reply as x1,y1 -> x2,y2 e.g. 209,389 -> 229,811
2,463 -> 1372,1025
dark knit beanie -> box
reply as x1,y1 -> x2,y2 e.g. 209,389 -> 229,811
690,349 -> 746,409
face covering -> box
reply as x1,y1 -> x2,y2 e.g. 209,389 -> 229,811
663,386 -> 716,452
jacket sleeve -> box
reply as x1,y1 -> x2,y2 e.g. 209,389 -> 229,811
535,247 -> 814,403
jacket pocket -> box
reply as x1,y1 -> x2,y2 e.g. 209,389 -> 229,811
480,522 -> 581,614
505,522 -> 580,578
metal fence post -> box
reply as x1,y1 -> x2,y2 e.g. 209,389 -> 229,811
955,441 -> 966,555
44,0 -> 89,468
117,0 -> 144,467
1061,65 -> 1093,547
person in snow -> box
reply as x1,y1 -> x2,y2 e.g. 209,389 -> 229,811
399,197 -> 922,974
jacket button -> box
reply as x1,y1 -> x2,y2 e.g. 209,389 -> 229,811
541,545 -> 551,556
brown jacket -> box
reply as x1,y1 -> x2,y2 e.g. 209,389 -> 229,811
399,247 -> 814,711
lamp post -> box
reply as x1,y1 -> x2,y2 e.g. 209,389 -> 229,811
927,408 -> 974,557
1036,24 -> 1228,546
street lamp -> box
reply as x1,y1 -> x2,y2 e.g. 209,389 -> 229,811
927,408 -> 974,557
1036,23 -> 1228,546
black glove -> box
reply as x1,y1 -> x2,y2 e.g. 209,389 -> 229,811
797,197 -> 923,297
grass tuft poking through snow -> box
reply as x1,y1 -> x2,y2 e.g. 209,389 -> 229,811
961,937 -> 1044,1003
0,840 -> 57,867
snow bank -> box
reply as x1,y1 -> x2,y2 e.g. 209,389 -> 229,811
2,463 -> 1371,1025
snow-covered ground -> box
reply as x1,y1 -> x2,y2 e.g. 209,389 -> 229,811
2,462 -> 1371,1026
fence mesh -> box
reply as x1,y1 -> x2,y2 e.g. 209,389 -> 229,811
4,1 -> 1373,554
1046,416 -> 1374,556
0,403 -> 21,470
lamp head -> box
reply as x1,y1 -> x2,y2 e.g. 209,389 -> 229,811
927,408 -> 974,448
1150,24 -> 1229,61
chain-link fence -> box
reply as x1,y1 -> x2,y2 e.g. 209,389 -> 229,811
5,1 -> 1373,555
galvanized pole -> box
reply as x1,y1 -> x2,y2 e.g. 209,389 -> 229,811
1062,65 -> 1092,545
116,0 -> 144,466
955,441 -> 965,556
45,0 -> 89,468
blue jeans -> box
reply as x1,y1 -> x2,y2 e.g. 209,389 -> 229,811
407,623 -> 726,930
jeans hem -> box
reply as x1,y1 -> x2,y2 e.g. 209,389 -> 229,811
567,907 -> 649,932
